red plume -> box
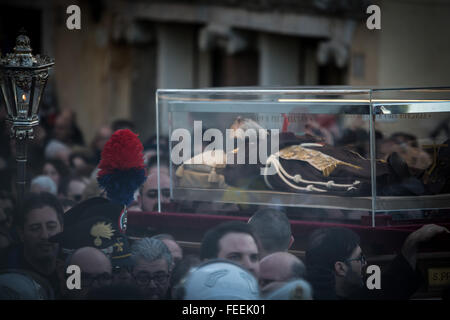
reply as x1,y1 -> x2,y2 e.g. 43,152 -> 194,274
98,129 -> 145,175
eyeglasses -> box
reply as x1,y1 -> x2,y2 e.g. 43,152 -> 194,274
133,271 -> 170,287
346,253 -> 367,265
80,272 -> 113,287
146,189 -> 170,199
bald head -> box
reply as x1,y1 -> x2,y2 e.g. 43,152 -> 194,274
259,252 -> 306,295
65,247 -> 112,299
70,247 -> 112,274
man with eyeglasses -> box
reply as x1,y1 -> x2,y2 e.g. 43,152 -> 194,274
65,246 -> 113,300
130,237 -> 172,300
305,224 -> 449,300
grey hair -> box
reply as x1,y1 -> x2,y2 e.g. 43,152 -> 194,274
130,237 -> 172,267
44,139 -> 71,160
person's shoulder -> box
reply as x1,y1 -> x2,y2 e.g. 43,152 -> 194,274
0,244 -> 23,270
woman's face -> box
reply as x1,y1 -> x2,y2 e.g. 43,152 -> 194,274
43,163 -> 60,186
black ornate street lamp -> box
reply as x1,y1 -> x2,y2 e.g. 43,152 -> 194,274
0,33 -> 54,203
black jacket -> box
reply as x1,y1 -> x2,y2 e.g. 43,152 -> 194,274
309,254 -> 422,300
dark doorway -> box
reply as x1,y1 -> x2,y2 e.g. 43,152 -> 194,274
319,63 -> 348,85
212,48 -> 258,87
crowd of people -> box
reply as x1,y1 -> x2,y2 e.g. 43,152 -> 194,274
0,189 -> 449,300
0,108 -> 449,300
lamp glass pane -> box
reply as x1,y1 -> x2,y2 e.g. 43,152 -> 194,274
15,82 -> 30,119
1,75 -> 16,117
31,74 -> 45,118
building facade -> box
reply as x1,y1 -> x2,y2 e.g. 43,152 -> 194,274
1,0 -> 449,142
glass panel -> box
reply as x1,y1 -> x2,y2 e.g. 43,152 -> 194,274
157,89 -> 373,224
0,75 -> 15,117
372,88 -> 450,225
16,86 -> 29,119
30,72 -> 45,118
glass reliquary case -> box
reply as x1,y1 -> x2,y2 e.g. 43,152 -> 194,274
155,87 -> 450,227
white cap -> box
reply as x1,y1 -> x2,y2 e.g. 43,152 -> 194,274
182,259 -> 260,300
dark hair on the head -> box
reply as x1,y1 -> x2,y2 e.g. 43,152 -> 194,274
305,227 -> 360,269
248,208 -> 291,254
147,154 -> 170,170
59,198 -> 76,210
43,159 -> 70,180
291,260 -> 307,279
200,221 -> 258,260
69,151 -> 95,169
15,192 -> 64,228
144,135 -> 169,149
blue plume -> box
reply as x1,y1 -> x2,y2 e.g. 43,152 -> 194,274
97,168 -> 147,206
